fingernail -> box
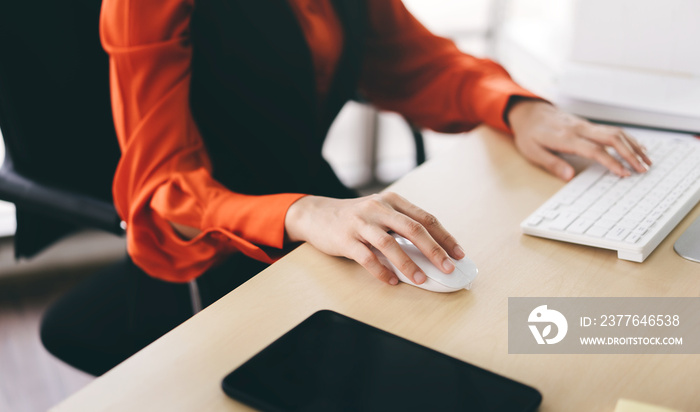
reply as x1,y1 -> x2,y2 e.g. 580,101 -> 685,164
442,259 -> 455,273
454,245 -> 465,259
389,277 -> 399,285
560,166 -> 574,181
637,155 -> 649,171
642,153 -> 652,166
413,272 -> 426,284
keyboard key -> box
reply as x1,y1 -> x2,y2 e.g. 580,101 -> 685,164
586,225 -> 609,238
567,218 -> 595,234
635,199 -> 655,214
581,209 -> 603,220
625,233 -> 641,244
604,209 -> 626,222
625,210 -> 648,222
617,219 -> 640,230
588,198 -> 614,214
606,226 -> 630,241
539,200 -> 560,211
548,211 -> 579,231
631,226 -> 647,236
596,218 -> 618,230
565,165 -> 606,194
639,217 -> 656,230
556,194 -> 578,205
647,207 -> 664,222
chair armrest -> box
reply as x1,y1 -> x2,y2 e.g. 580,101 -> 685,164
0,164 -> 124,236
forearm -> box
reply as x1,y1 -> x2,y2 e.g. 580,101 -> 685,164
359,0 -> 540,134
102,0 -> 305,280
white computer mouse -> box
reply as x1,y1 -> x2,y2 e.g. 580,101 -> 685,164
374,233 -> 478,293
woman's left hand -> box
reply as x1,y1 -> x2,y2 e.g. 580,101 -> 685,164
507,99 -> 652,181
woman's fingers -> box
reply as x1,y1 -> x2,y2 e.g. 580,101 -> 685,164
622,130 -> 652,165
382,192 -> 465,262
353,192 -> 463,279
349,242 -> 398,285
389,213 -> 456,275
579,123 -> 651,174
570,135 -> 630,177
361,226 -> 426,284
519,141 -> 575,181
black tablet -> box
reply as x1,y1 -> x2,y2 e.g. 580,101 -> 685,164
222,310 -> 541,412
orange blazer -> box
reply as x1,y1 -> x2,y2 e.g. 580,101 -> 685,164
100,0 -> 539,282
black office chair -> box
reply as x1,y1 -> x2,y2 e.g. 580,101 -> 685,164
0,0 -> 124,258
0,0 -> 171,377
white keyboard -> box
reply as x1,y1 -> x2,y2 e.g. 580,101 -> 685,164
521,129 -> 700,262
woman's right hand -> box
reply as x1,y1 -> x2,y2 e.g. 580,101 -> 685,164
284,192 -> 465,285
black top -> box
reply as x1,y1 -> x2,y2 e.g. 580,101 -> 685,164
189,0 -> 367,199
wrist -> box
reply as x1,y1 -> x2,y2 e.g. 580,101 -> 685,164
505,97 -> 550,130
284,195 -> 315,243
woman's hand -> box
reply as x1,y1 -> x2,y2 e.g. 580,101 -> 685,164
284,192 -> 465,285
507,99 -> 652,181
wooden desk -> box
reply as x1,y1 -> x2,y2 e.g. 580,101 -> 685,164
52,128 -> 700,412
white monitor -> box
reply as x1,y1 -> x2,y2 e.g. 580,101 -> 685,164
496,0 -> 700,133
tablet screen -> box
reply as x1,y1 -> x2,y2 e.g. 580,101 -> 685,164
222,310 -> 541,411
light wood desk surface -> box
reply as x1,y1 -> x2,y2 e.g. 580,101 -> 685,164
53,128 -> 700,412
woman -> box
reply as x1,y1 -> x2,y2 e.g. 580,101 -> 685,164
41,0 -> 650,375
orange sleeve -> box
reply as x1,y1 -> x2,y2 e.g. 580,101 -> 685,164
360,0 -> 541,134
100,0 -> 305,283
